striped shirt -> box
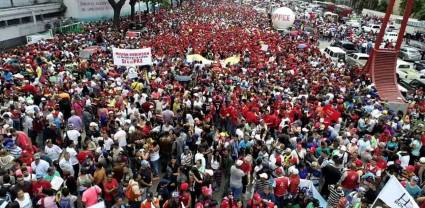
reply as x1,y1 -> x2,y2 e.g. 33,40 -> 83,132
181,152 -> 193,166
327,185 -> 344,208
254,178 -> 271,193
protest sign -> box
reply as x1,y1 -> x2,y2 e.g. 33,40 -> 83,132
299,179 -> 327,208
50,176 -> 64,190
371,176 -> 419,208
112,48 -> 152,66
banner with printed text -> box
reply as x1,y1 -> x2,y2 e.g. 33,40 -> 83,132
299,179 -> 327,208
112,48 -> 152,66
372,176 -> 419,208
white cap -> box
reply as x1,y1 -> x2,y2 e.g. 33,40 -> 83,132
205,169 -> 214,176
259,173 -> 268,179
289,167 -> 299,175
236,160 -> 243,166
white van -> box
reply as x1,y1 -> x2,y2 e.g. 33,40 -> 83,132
396,59 -> 425,84
321,47 -> 346,62
383,32 -> 398,43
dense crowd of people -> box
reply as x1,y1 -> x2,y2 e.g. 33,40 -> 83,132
0,0 -> 424,208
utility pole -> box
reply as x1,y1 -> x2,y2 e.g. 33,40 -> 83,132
10,0 -> 14,7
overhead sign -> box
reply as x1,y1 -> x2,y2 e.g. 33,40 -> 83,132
112,48 -> 153,66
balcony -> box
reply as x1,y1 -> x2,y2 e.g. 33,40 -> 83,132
0,2 -> 62,22
0,0 -> 61,9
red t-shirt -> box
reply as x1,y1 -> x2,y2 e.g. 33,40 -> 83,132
32,180 -> 52,197
288,175 -> 300,194
274,177 -> 289,197
103,178 -> 119,201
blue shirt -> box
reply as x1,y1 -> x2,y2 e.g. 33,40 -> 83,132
406,183 -> 422,198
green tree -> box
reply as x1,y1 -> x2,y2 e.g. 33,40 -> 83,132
107,0 -> 127,27
377,0 -> 389,12
399,0 -> 425,19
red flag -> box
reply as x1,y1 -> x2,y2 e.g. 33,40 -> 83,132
323,105 -> 341,122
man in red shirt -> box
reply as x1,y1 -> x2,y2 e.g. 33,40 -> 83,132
103,173 -> 119,207
288,167 -> 300,196
31,173 -> 52,201
273,167 -> 289,208
339,164 -> 360,195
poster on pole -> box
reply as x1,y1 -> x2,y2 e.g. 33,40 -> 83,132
112,48 -> 152,66
371,176 -> 419,208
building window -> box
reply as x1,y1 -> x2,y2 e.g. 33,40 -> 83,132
21,16 -> 31,23
36,15 -> 42,21
0,21 -> 6,28
7,18 -> 20,26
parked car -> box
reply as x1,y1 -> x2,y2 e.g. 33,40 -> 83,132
346,53 -> 369,67
408,41 -> 425,59
413,60 -> 425,73
321,46 -> 346,62
346,20 -> 361,29
397,59 -> 425,84
362,24 -> 380,33
330,40 -> 357,54
400,47 -> 422,62
383,32 -> 398,43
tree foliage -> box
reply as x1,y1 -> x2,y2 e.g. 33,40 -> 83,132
399,0 -> 425,20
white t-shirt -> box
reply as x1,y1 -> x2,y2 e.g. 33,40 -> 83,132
59,158 -> 74,176
103,138 -> 114,151
66,130 -> 81,145
16,193 -> 32,208
31,160 -> 50,176
45,145 -> 63,161
114,129 -> 127,147
65,147 -> 79,165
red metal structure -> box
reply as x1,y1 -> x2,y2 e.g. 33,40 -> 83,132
364,0 -> 414,103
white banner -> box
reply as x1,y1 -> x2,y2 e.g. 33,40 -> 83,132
299,179 -> 328,208
26,30 -> 53,44
112,48 -> 152,66
372,176 -> 419,208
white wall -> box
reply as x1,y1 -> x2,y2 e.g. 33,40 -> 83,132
63,0 -> 146,21
0,21 -> 48,41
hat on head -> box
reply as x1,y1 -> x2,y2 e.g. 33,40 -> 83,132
236,160 -> 243,166
406,165 -> 415,172
205,169 -> 214,176
253,193 -> 262,201
141,160 -> 150,168
420,157 -> 425,165
259,173 -> 268,179
172,191 -> 179,198
355,159 -> 363,167
180,182 -> 189,191
411,176 -> 420,182
275,167 -> 283,175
